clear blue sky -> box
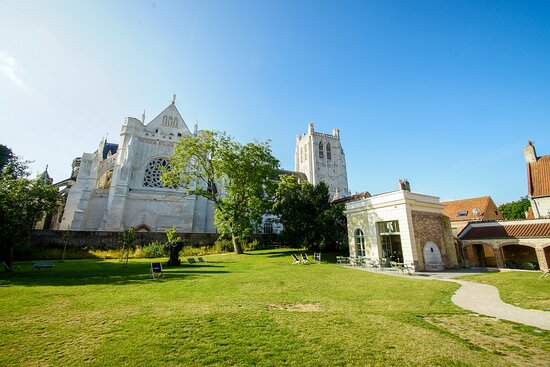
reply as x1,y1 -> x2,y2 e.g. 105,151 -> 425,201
1,0 -> 549,204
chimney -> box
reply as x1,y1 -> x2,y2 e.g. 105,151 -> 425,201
398,179 -> 411,192
524,140 -> 537,163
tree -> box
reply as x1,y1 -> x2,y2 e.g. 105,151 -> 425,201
273,175 -> 347,251
498,198 -> 531,220
0,156 -> 57,270
165,226 -> 184,266
119,227 -> 135,267
0,144 -> 14,170
162,131 -> 279,254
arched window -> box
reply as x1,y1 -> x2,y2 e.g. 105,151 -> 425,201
143,157 -> 175,188
326,143 -> 331,160
355,229 -> 365,256
263,221 -> 273,234
319,142 -> 324,158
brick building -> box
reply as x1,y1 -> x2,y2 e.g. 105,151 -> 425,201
441,196 -> 504,236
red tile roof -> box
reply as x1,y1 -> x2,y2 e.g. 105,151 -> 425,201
527,155 -> 550,198
460,221 -> 550,240
442,196 -> 503,221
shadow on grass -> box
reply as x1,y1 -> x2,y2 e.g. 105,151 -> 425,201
0,260 -> 228,287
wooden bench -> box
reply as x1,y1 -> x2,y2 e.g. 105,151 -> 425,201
32,262 -> 54,270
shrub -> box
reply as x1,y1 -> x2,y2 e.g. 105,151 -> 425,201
139,241 -> 169,258
214,238 -> 234,253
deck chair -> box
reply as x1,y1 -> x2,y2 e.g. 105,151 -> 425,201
313,253 -> 321,263
291,254 -> 301,264
539,269 -> 550,279
2,262 -> 20,272
197,257 -> 207,264
301,253 -> 309,264
187,258 -> 197,265
150,262 -> 163,279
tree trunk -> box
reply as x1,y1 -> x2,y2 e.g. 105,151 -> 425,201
165,241 -> 184,266
231,234 -> 243,254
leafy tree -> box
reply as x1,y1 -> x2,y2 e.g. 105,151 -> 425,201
0,144 -> 14,170
498,198 -> 531,220
0,156 -> 57,270
273,175 -> 347,251
162,131 -> 279,254
119,226 -> 135,267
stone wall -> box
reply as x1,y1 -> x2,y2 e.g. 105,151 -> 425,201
31,230 -> 219,249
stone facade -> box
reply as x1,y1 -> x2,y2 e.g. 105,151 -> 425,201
295,123 -> 349,198
59,100 -> 216,233
344,189 -> 459,271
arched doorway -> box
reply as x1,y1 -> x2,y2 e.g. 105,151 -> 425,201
501,244 -> 539,270
423,242 -> 444,271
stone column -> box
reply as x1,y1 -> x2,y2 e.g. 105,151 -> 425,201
535,246 -> 548,272
494,244 -> 505,268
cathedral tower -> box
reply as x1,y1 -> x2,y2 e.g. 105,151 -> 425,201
295,123 -> 350,199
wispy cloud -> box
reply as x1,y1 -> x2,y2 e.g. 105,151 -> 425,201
0,50 -> 24,88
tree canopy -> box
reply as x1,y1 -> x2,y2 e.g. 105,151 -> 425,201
273,174 -> 347,251
0,151 -> 57,270
498,198 -> 531,220
162,131 -> 279,254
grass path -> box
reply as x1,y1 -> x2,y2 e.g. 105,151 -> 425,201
0,250 -> 548,366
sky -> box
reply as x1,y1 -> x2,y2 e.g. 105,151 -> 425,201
1,0 -> 549,204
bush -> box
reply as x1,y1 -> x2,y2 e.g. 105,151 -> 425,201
214,238 -> 234,253
139,241 -> 169,258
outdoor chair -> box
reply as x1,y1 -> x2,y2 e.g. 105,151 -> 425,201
32,262 -> 54,270
2,262 -> 20,272
389,261 -> 402,274
539,269 -> 550,279
313,252 -> 321,263
150,262 -> 164,279
187,258 -> 197,265
301,253 -> 309,264
197,257 -> 207,264
291,254 -> 301,264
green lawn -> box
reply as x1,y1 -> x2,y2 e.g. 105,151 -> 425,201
458,271 -> 550,311
0,249 -> 548,367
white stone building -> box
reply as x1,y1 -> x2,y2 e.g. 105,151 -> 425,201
344,185 -> 459,271
59,99 -> 216,232
295,123 -> 350,199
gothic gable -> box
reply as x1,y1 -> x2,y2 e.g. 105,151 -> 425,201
145,102 -> 192,136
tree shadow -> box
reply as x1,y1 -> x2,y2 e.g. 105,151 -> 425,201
0,260 -> 228,287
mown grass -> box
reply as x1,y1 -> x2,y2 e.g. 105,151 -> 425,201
457,271 -> 550,311
0,249 -> 548,366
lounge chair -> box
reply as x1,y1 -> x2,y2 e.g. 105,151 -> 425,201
150,262 -> 163,279
2,262 -> 20,272
301,253 -> 309,264
313,253 -> 321,263
197,257 -> 207,264
291,254 -> 301,264
32,262 -> 54,270
187,258 -> 197,265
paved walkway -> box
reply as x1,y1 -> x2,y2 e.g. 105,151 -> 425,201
347,266 -> 550,330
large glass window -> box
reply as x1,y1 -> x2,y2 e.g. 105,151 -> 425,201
319,142 -> 324,158
326,143 -> 332,160
355,229 -> 365,257
376,221 -> 403,263
143,157 -> 175,188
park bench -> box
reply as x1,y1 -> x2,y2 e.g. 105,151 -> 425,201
32,262 -> 54,270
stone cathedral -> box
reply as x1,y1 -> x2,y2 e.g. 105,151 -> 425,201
55,99 -> 349,233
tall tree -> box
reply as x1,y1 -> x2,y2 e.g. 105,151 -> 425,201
0,156 -> 57,270
273,175 -> 347,250
162,131 -> 279,254
498,198 -> 531,220
0,145 -> 14,170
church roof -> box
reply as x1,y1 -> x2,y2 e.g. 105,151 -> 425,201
527,154 -> 550,198
441,196 -> 499,221
102,143 -> 118,159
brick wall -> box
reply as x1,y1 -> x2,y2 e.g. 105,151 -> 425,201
411,211 -> 459,269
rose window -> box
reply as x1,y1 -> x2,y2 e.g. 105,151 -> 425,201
143,157 -> 174,188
